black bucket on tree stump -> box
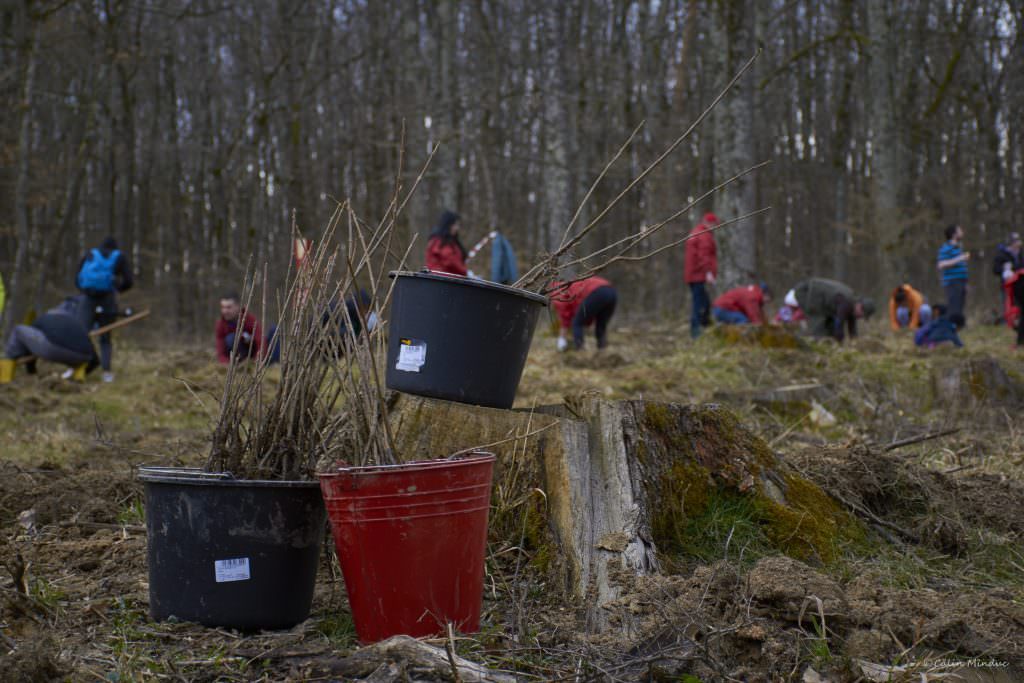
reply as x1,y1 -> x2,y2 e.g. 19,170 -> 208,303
385,271 -> 547,409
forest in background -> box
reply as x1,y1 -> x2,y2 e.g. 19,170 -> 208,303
1,0 -> 1021,337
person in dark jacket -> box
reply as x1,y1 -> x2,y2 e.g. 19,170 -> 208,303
215,292 -> 264,364
425,210 -> 469,276
683,213 -> 718,338
792,278 -> 875,342
76,236 -> 133,382
551,277 -> 617,350
3,303 -> 99,379
914,305 -> 964,349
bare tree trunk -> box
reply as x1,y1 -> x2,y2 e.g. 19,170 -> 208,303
712,0 -> 757,288
867,0 -> 903,279
4,17 -> 39,332
831,0 -> 856,282
542,3 -> 572,252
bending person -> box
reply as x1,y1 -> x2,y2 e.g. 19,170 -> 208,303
792,278 -> 874,343
3,305 -> 99,380
551,276 -> 618,351
889,283 -> 931,330
712,283 -> 771,325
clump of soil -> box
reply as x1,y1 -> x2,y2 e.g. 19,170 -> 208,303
0,635 -> 66,682
788,443 -> 1024,539
0,460 -> 140,526
597,553 -> 1024,681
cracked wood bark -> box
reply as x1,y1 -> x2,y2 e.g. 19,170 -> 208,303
389,394 -> 791,636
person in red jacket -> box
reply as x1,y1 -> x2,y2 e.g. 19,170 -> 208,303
425,209 -> 468,276
215,292 -> 264,364
551,277 -> 618,350
713,284 -> 772,325
684,212 -> 719,338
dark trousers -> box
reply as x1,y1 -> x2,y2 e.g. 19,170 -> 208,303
572,286 -> 617,350
81,290 -> 117,371
943,280 -> 967,325
5,325 -> 92,368
224,332 -> 256,361
689,282 -> 711,338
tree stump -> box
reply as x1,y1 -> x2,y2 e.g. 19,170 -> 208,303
388,394 -> 861,635
931,356 -> 1024,413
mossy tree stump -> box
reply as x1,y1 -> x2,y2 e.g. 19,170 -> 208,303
388,394 -> 862,635
931,356 -> 1024,412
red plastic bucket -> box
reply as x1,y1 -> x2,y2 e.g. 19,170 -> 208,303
318,452 -> 495,643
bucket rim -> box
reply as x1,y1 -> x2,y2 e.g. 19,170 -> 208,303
137,465 -> 320,488
317,452 -> 496,478
389,270 -> 548,306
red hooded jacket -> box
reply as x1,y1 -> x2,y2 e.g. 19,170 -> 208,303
683,213 -> 719,284
551,277 -> 612,329
713,285 -> 766,324
425,236 -> 468,276
215,310 -> 264,364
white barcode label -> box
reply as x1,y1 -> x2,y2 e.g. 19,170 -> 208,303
214,557 -> 251,583
396,338 -> 427,372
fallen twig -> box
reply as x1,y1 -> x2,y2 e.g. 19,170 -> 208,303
883,428 -> 960,452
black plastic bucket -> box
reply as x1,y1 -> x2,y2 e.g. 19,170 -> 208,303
385,271 -> 548,409
138,466 -> 326,631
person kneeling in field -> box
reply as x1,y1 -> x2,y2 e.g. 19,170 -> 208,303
216,292 -> 264,364
1,302 -> 99,381
914,305 -> 964,349
551,276 -> 618,351
712,283 -> 771,325
889,283 -> 931,330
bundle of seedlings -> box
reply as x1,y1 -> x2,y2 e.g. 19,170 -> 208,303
206,199 -> 415,480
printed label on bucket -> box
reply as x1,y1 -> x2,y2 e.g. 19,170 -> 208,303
396,338 -> 427,372
214,557 -> 251,583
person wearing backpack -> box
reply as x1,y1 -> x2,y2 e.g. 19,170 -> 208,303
76,237 -> 133,382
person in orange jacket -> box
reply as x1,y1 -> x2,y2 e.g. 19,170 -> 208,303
683,212 -> 719,338
712,284 -> 771,324
889,284 -> 931,330
425,210 -> 468,276
551,276 -> 617,350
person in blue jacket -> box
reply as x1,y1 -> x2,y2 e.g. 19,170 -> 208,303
76,237 -> 133,382
914,305 -> 964,349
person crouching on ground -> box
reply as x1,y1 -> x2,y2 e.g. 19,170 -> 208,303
889,283 -> 931,330
914,305 -> 964,349
712,283 -> 771,325
2,302 -> 99,381
792,277 -> 875,343
216,292 -> 264,364
551,276 -> 618,351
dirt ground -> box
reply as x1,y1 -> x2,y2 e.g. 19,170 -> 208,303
2,319 -> 1023,681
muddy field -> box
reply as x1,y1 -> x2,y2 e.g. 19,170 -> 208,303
2,320 -> 1023,682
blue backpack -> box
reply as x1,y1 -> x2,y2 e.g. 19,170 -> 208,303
77,248 -> 120,293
